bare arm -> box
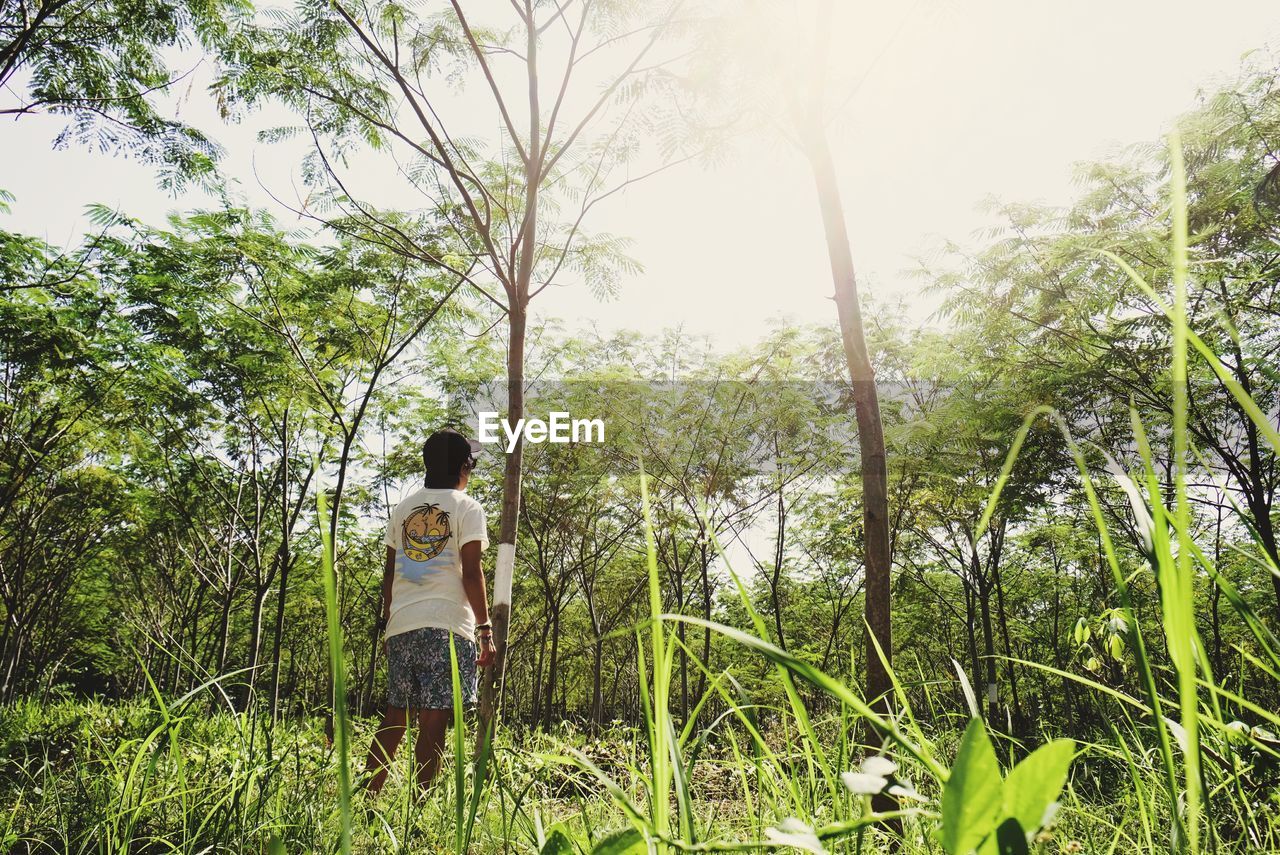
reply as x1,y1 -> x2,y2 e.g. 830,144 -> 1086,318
460,540 -> 495,666
381,546 -> 395,626
460,540 -> 490,626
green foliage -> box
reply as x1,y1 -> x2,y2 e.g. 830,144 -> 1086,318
590,828 -> 646,855
316,490 -> 352,853
0,0 -> 246,186
5,8 -> 1280,855
534,828 -> 570,855
1002,739 -> 1074,836
940,720 -> 1003,855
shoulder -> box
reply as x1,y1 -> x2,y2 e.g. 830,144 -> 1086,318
391,487 -> 430,515
455,491 -> 486,515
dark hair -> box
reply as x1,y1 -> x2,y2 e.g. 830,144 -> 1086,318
422,429 -> 476,488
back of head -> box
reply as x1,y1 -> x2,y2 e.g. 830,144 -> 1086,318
422,429 -> 479,488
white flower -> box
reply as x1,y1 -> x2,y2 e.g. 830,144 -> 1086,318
860,755 -> 897,777
1041,800 -> 1061,830
841,771 -> 888,795
887,778 -> 927,801
764,818 -> 825,853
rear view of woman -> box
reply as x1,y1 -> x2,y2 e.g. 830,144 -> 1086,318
361,428 -> 496,794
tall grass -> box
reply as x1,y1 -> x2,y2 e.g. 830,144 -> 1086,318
543,134 -> 1277,854
317,489 -> 353,853
978,133 -> 1280,853
1166,132 -> 1202,855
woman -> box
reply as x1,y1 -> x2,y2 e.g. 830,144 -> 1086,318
362,428 -> 496,794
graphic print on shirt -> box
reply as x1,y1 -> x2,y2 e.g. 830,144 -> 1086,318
402,503 -> 451,565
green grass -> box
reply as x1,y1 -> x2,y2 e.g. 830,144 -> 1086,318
1,139 -> 1278,852
0,667 -> 1274,853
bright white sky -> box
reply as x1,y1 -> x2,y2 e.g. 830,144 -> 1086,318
3,0 -> 1278,351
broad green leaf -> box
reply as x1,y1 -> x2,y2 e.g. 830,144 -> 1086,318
1072,618 -> 1090,646
541,829 -> 575,855
976,818 -> 1030,855
1002,739 -> 1074,834
940,719 -> 1003,855
592,828 -> 645,855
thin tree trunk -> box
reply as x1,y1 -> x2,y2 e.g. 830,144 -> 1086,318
185,581 -> 209,693
0,619 -> 12,697
269,556 -> 291,720
696,537 -> 711,711
1250,498 -> 1280,623
968,528 -> 1002,729
673,560 -> 688,719
1049,560 -> 1061,728
543,606 -> 560,729
476,0 -> 541,748
804,128 -> 892,710
477,280 -> 528,744
244,587 -> 268,711
269,414 -> 291,720
532,614 -> 546,725
965,585 -> 981,709
1,629 -> 22,702
215,592 -> 233,676
979,582 -> 999,729
993,561 -> 1022,726
1211,504 -> 1224,674
592,630 -> 605,724
771,483 -> 788,651
582,578 -> 605,724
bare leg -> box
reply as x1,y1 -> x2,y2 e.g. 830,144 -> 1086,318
362,705 -> 407,796
414,708 -> 451,790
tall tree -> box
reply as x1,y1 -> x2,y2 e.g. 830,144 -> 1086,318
224,0 -> 688,741
0,217 -> 140,699
933,52 -> 1280,620
693,0 -> 895,715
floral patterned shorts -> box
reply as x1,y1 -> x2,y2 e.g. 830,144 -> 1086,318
386,627 -> 478,710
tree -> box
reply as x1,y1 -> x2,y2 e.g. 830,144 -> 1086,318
224,0 -> 690,741
933,51 -> 1280,620
147,208 -> 465,717
0,216 -> 140,699
0,0 -> 242,185
690,0 -> 895,724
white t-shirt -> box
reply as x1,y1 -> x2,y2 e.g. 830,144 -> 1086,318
384,487 -> 489,641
